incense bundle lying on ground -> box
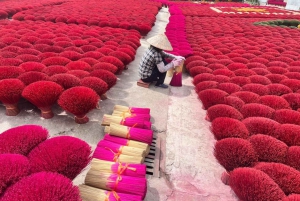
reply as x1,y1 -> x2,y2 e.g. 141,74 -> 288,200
90,158 -> 146,177
93,147 -> 144,164
97,140 -> 146,157
79,184 -> 143,201
112,110 -> 151,121
102,114 -> 151,129
103,134 -> 150,155
114,105 -> 150,114
107,123 -> 153,145
85,170 -> 147,198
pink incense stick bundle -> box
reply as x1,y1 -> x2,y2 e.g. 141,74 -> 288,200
170,72 -> 182,87
102,114 -> 151,129
93,147 -> 144,164
91,158 -> 146,177
79,184 -> 143,201
122,116 -> 151,130
97,140 -> 146,157
128,126 -> 153,145
114,105 -> 150,114
170,60 -> 184,87
108,123 -> 153,145
85,170 -> 147,198
112,110 -> 151,121
103,134 -> 150,155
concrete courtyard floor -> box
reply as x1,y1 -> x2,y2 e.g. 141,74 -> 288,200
0,7 -> 237,201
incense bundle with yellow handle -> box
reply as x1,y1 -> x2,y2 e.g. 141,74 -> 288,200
90,158 -> 146,177
114,105 -> 150,114
97,140 -> 146,157
93,147 -> 144,164
108,123 -> 153,145
102,114 -> 151,129
112,110 -> 151,121
79,184 -> 143,201
85,170 -> 147,198
103,134 -> 150,155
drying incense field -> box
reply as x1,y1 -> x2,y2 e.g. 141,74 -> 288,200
0,0 -> 300,200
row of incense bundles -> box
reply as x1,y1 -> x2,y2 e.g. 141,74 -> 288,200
79,105 -> 153,201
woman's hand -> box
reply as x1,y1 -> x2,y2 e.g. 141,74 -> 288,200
176,56 -> 185,60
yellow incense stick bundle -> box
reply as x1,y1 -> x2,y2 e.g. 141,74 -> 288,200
93,147 -> 145,164
97,140 -> 146,157
85,170 -> 147,198
109,123 -> 128,138
79,184 -> 107,201
79,184 -> 142,201
103,134 -> 150,155
101,114 -> 123,126
90,158 -> 146,177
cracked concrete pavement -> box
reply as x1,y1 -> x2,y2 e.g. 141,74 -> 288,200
0,7 -> 237,201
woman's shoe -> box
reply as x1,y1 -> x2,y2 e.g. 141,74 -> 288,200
155,83 -> 168,88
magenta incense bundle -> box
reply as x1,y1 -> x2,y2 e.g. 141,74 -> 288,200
97,140 -> 146,157
114,105 -> 150,114
90,158 -> 146,178
107,123 -> 153,145
112,110 -> 151,121
103,134 -> 150,155
85,170 -> 147,199
79,184 -> 143,201
102,114 -> 151,129
93,147 -> 144,164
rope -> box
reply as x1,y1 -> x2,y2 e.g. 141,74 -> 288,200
105,147 -> 121,162
105,191 -> 120,201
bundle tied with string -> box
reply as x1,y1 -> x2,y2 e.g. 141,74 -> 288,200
101,115 -> 151,130
170,59 -> 184,87
93,147 -> 144,164
103,134 -> 150,155
91,158 -> 146,177
112,110 -> 151,121
85,170 -> 147,198
113,105 -> 150,114
106,123 -> 153,145
79,184 -> 143,201
97,140 -> 146,157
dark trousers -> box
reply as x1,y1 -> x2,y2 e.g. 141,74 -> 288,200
141,60 -> 168,85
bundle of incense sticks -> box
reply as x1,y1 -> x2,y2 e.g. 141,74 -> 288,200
101,114 -> 151,129
112,110 -> 151,121
106,123 -> 153,145
93,147 -> 144,164
79,184 -> 143,201
114,105 -> 150,114
97,140 -> 146,157
85,170 -> 147,198
90,158 -> 146,178
103,134 -> 150,155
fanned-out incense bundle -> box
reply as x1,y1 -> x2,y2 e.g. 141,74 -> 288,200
79,184 -> 142,201
90,158 -> 146,178
112,110 -> 151,121
114,105 -> 150,114
93,147 -> 144,164
97,140 -> 146,157
107,123 -> 153,145
103,134 -> 150,155
101,114 -> 151,129
85,170 -> 147,198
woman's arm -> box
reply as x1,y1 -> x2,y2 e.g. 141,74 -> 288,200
161,51 -> 176,60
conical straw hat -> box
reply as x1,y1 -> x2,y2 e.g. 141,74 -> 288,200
147,34 -> 173,51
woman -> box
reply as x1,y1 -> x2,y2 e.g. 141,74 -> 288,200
138,34 -> 184,88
